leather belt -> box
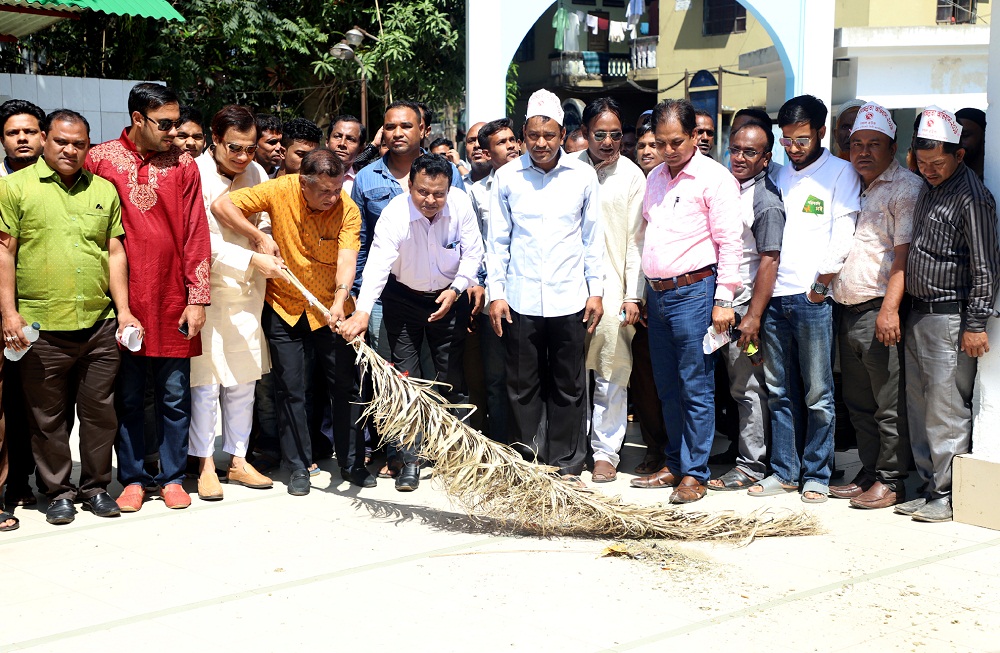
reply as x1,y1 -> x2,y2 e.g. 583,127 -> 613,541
387,274 -> 449,298
911,299 -> 963,315
648,266 -> 715,292
842,298 -> 883,314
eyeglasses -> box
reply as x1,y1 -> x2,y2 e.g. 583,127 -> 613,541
728,146 -> 761,159
778,136 -> 812,148
225,142 -> 259,155
592,130 -> 623,142
142,114 -> 184,132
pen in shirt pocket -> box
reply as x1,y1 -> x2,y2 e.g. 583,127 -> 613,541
445,240 -> 460,250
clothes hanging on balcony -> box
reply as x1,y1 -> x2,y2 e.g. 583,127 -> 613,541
553,7 -> 568,50
626,0 -> 645,27
609,20 -> 627,43
565,10 -> 583,51
586,13 -> 599,34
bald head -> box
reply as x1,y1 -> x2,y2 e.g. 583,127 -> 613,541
466,121 -> 487,165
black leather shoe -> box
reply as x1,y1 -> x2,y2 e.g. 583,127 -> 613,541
288,469 -> 311,496
395,463 -> 421,492
46,498 -> 77,525
350,468 -> 377,488
509,442 -> 538,463
81,492 -> 121,518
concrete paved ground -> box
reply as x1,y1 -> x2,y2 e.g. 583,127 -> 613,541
2,426 -> 997,653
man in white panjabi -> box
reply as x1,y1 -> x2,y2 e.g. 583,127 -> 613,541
575,97 -> 645,483
189,105 -> 286,500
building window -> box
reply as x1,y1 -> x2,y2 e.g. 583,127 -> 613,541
514,26 -> 534,63
937,0 -> 978,24
703,0 -> 747,36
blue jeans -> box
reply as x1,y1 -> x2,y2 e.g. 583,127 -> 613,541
762,294 -> 836,488
116,352 -> 191,487
646,276 -> 715,483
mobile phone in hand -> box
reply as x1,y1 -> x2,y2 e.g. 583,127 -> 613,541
178,322 -> 189,336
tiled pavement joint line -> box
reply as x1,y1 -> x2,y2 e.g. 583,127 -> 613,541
596,535 -> 1000,653
6,536 -> 498,651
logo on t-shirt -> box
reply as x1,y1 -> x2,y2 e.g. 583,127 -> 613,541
802,195 -> 825,215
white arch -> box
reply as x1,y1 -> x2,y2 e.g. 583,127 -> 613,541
464,0 -> 835,123
465,0 -> 557,123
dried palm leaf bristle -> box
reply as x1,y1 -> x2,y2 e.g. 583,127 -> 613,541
351,339 -> 822,542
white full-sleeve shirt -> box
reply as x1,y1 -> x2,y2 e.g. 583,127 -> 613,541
487,151 -> 604,317
355,189 -> 484,315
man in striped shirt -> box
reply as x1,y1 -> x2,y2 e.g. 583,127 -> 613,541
898,106 -> 1000,523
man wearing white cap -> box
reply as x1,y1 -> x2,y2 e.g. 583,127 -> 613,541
829,102 -> 923,509
487,89 -> 604,485
897,106 -> 1000,523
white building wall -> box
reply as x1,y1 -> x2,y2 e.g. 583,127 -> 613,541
839,57 -> 987,111
972,15 -> 1000,463
0,73 -> 148,144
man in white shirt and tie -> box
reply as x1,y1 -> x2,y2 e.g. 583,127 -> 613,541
487,89 -> 605,486
339,154 -> 484,492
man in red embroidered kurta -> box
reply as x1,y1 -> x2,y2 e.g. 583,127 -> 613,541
85,83 -> 211,512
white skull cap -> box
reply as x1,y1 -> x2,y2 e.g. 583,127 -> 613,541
526,89 -> 564,126
851,102 -> 896,139
917,106 -> 963,144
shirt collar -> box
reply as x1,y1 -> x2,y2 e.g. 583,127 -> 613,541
788,148 -> 831,176
517,150 -> 573,175
407,192 -> 450,223
867,158 -> 900,190
34,157 -> 90,190
655,148 -> 704,183
2,158 -> 14,176
118,128 -> 177,162
739,168 -> 768,190
928,161 -> 970,193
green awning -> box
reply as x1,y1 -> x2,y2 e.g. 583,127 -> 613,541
11,0 -> 183,20
0,0 -> 183,39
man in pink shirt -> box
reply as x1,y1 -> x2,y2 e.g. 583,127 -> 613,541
630,99 -> 742,503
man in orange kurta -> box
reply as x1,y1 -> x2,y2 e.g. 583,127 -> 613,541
212,149 -> 370,495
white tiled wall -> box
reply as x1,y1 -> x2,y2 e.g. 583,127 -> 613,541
0,73 -> 157,143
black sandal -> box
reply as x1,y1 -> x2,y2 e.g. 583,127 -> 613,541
708,467 -> 757,491
634,453 -> 665,475
0,510 -> 20,532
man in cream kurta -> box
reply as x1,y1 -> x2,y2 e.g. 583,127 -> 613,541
189,126 -> 283,500
575,131 -> 645,480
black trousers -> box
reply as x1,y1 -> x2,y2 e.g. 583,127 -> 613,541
506,309 -> 588,475
263,306 -> 364,473
383,278 -> 471,465
20,319 -> 119,501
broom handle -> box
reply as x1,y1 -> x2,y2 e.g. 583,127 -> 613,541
282,269 -> 332,319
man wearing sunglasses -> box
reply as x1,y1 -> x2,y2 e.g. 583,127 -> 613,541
86,82 -> 212,513
706,119 -> 784,493
747,94 -> 861,504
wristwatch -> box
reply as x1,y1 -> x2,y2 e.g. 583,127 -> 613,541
713,300 -> 733,308
449,285 -> 462,298
810,281 -> 830,296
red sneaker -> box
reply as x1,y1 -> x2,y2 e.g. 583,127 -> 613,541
116,485 -> 145,512
160,483 -> 191,509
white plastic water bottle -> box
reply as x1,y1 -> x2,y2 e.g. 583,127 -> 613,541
4,322 -> 40,361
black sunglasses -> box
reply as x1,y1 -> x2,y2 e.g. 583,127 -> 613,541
142,113 -> 183,132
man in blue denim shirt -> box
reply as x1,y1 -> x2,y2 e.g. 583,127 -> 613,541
350,100 -> 464,476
